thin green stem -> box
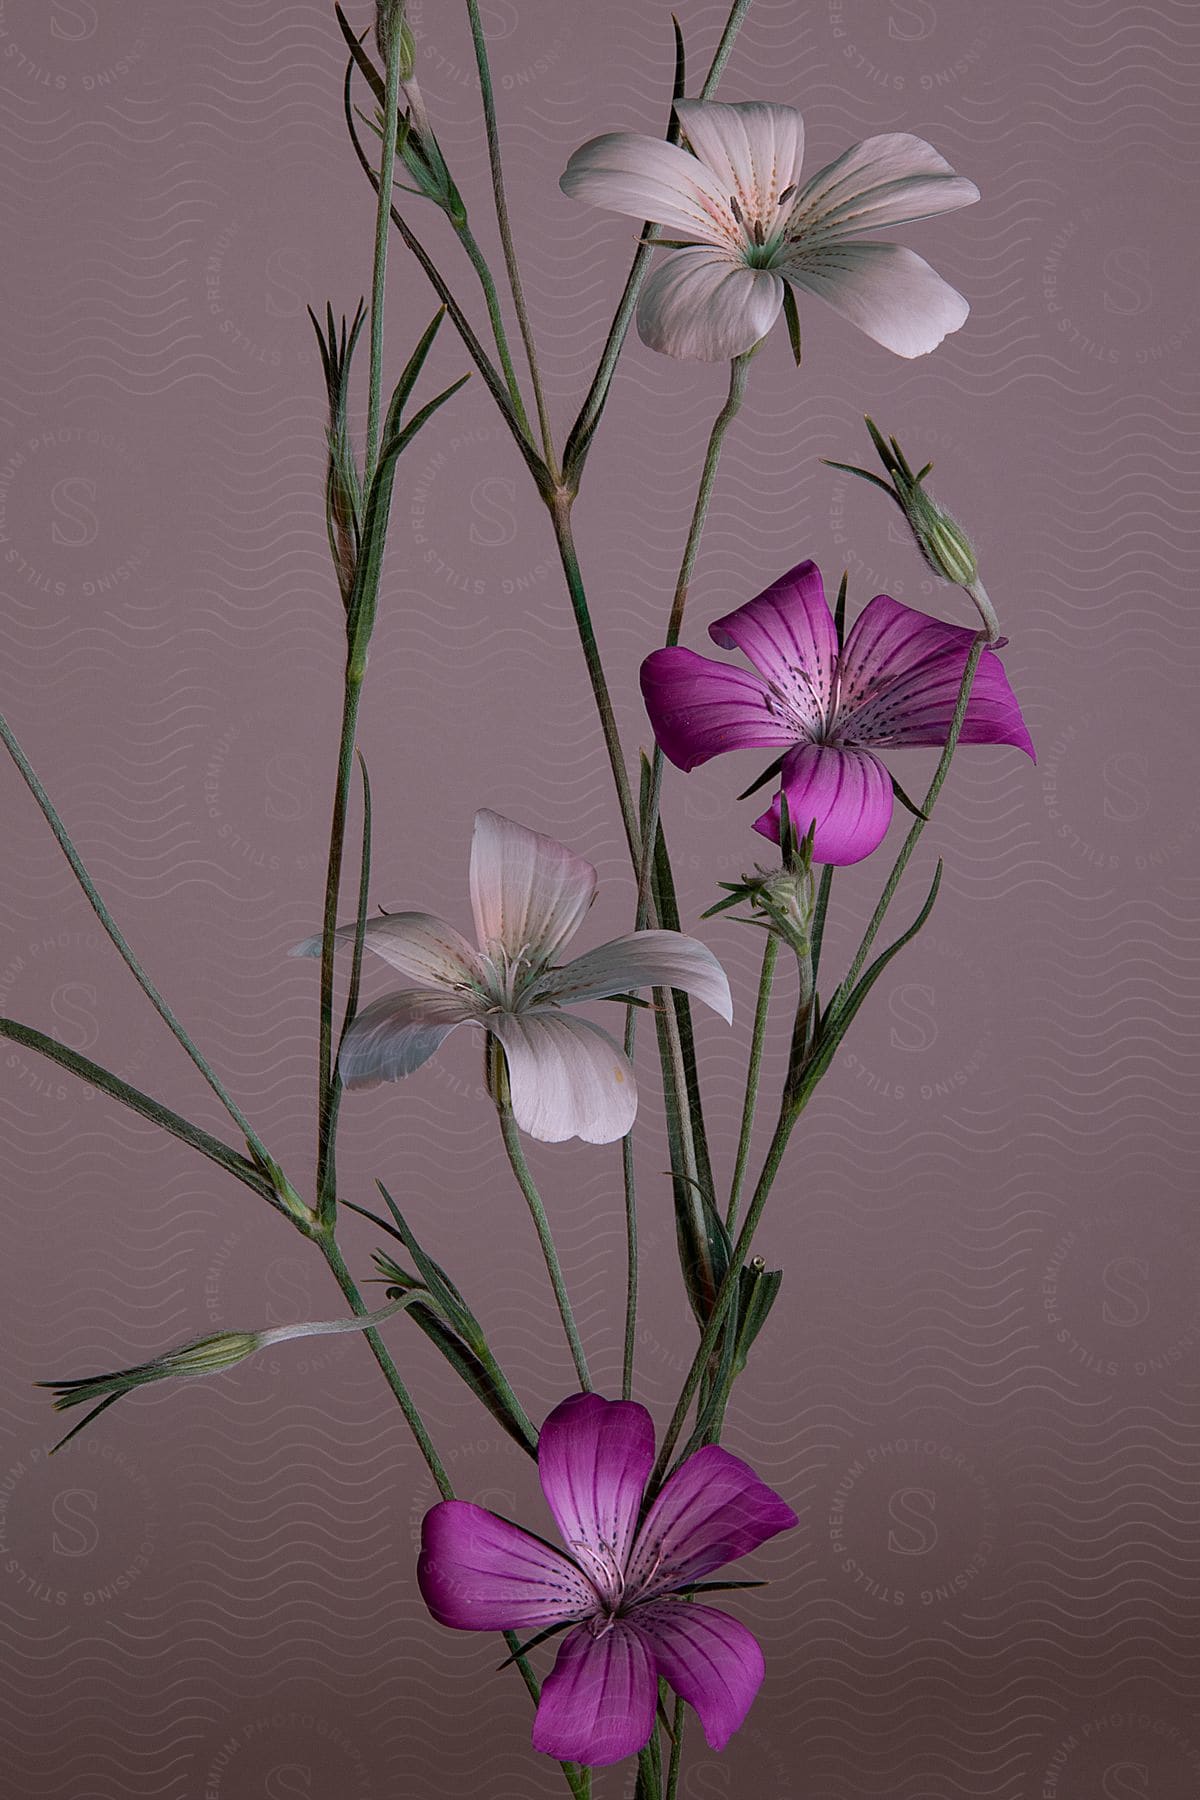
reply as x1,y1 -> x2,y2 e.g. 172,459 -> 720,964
636,352 -> 752,926
837,634 -> 986,1002
0,709 -> 272,1167
664,1697 -> 687,1800
547,497 -> 640,863
317,1229 -> 452,1497
464,0 -> 556,471
492,1043 -> 592,1393
365,18 -> 404,483
621,1007 -> 639,1403
316,670 -> 364,1219
726,934 -> 778,1231
457,220 -> 534,442
563,0 -> 757,477
650,1096 -> 801,1490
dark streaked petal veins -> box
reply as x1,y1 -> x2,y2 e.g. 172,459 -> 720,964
418,1501 -> 597,1631
634,1600 -> 765,1752
493,1011 -> 637,1145
837,593 -> 1036,757
672,100 -> 805,227
536,931 -> 733,1024
469,810 -> 597,966
626,1444 -> 798,1599
537,1395 -> 655,1591
785,132 -> 979,247
640,647 -> 800,772
337,989 -> 475,1088
781,239 -> 969,359
636,248 -> 784,362
560,131 -> 739,247
708,560 -> 838,731
532,1620 -> 658,1768
754,742 -> 894,866
290,911 -> 483,987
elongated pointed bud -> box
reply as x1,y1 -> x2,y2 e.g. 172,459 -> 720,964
823,418 -> 1001,642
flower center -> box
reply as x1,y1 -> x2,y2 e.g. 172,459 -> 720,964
728,182 -> 799,268
476,940 -> 539,1013
571,1536 -> 627,1619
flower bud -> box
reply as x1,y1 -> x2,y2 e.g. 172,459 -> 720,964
823,417 -> 1000,641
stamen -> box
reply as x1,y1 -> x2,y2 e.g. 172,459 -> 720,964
778,183 -> 797,206
753,219 -> 765,247
729,193 -> 745,226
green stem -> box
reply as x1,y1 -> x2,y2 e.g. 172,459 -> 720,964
547,497 -> 640,863
0,709 -> 272,1167
726,934 -> 778,1232
317,1229 -> 452,1496
365,16 -> 404,483
457,220 -> 534,443
563,0 -> 756,477
621,1007 -> 639,1403
317,1231 -> 585,1800
650,1095 -> 801,1491
492,1042 -> 592,1393
463,0 -> 556,471
836,634 -> 986,1001
664,1698 -> 687,1800
636,352 -> 752,927
316,669 -> 364,1220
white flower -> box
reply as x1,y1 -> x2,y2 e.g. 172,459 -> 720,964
560,100 -> 979,362
292,810 -> 732,1145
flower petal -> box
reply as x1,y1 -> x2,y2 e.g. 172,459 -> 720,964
493,1011 -> 636,1145
627,1443 -> 798,1598
533,1620 -> 658,1768
754,742 -> 894,865
673,100 -> 805,227
786,132 -> 979,246
637,247 -> 784,362
838,593 -> 1036,757
560,130 -> 737,247
640,646 -> 800,771
537,931 -> 733,1025
337,989 -> 475,1087
418,1500 -> 596,1631
290,911 -> 483,989
469,810 -> 597,966
634,1600 -> 765,1752
708,559 -> 839,732
537,1395 -> 655,1591
782,239 -> 969,359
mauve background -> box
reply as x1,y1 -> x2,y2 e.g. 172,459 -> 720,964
2,1 -> 1198,1796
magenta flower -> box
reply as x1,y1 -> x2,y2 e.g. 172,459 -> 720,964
640,560 -> 1034,866
292,810 -> 731,1144
418,1393 -> 797,1768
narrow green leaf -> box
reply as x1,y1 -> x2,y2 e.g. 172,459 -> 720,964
833,569 -> 849,647
0,1019 -> 276,1206
820,459 -> 899,501
381,307 -> 446,440
809,862 -> 835,980
670,14 -> 687,104
376,1180 -> 475,1333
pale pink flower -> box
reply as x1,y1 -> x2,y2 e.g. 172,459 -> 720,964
293,810 -> 731,1145
561,100 -> 979,362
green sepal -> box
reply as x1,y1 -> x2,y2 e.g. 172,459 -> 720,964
495,1619 -> 572,1671
0,1018 -> 278,1209
890,770 -> 930,823
732,1258 -> 783,1376
735,752 -> 787,803
833,568 -> 849,647
782,285 -> 803,367
670,14 -> 687,103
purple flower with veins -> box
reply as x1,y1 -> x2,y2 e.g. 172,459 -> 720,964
418,1393 -> 797,1768
292,809 -> 731,1144
641,560 -> 1035,866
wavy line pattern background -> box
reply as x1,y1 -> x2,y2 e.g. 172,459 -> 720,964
2,0 -> 1198,1794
